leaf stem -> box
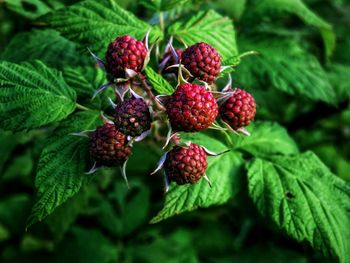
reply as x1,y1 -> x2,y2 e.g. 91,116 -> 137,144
239,50 -> 259,59
223,130 -> 234,147
138,73 -> 165,111
159,12 -> 165,33
76,103 -> 92,111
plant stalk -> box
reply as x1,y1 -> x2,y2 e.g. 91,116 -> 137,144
223,130 -> 234,147
76,103 -> 92,111
159,12 -> 165,33
138,74 -> 166,111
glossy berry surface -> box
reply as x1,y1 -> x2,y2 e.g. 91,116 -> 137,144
181,42 -> 221,84
114,97 -> 151,137
219,88 -> 256,129
164,143 -> 208,185
105,35 -> 147,79
165,83 -> 218,132
89,123 -> 132,166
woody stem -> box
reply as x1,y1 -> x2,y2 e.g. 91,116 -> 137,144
138,73 -> 166,111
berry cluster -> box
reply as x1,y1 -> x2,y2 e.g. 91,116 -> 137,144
84,34 -> 257,190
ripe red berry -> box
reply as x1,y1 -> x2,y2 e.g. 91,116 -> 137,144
219,88 -> 256,130
165,83 -> 218,132
160,48 -> 183,74
89,123 -> 132,166
164,143 -> 208,185
181,42 -> 221,84
105,35 -> 148,79
114,97 -> 151,137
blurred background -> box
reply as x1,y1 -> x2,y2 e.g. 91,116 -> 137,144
0,0 -> 349,262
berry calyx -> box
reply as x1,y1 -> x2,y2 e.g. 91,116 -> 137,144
164,143 -> 208,185
181,42 -> 221,84
219,88 -> 256,130
160,48 -> 183,74
105,35 -> 148,79
114,96 -> 151,138
89,123 -> 132,167
165,83 -> 218,132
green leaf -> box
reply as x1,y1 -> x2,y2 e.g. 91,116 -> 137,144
109,179 -> 151,235
0,195 -> 32,235
1,150 -> 33,181
327,64 -> 350,103
128,143 -> 162,173
4,0 -> 54,19
248,0 -> 335,58
0,60 -> 76,131
151,132 -> 243,223
168,10 -> 238,60
311,144 -> 350,182
140,0 -> 191,11
180,130 -> 229,152
89,192 -> 123,237
235,37 -> 336,104
234,121 -> 299,157
1,29 -> 89,69
128,229 -> 199,263
215,0 -> 247,20
248,87 -> 313,124
27,111 -> 102,227
87,177 -> 151,237
0,224 -> 10,242
247,152 -> 350,263
144,67 -> 174,95
63,67 -> 109,109
54,227 -> 118,263
219,55 -> 241,76
44,0 -> 163,55
222,55 -> 241,67
214,244 -> 308,263
45,188 -> 88,240
0,130 -> 34,174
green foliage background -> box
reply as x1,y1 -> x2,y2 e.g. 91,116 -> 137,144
0,0 -> 349,262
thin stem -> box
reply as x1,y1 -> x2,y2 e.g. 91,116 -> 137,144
159,12 -> 165,33
223,130 -> 234,147
76,103 -> 92,111
138,73 -> 166,111
239,50 -> 259,59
